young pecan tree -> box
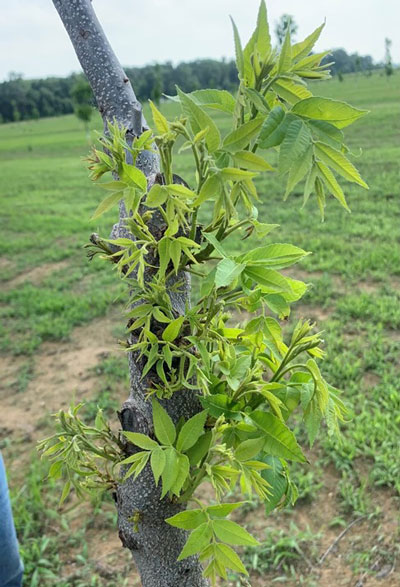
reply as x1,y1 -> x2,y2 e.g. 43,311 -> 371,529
41,1 -> 368,585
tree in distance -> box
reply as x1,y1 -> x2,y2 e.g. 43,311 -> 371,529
275,13 -> 298,47
70,79 -> 93,137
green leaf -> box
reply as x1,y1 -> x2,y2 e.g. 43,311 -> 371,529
185,431 -> 212,466
219,168 -> 256,182
272,78 -> 312,105
160,447 -> 179,497
170,453 -> 190,496
213,543 -> 248,574
145,184 -> 168,207
316,161 -> 350,211
243,267 -> 292,293
235,437 -> 265,461
315,142 -> 369,188
166,508 -> 208,530
307,358 -> 329,413
303,164 -> 318,206
59,480 -> 71,506
244,88 -> 270,115
157,237 -> 170,278
149,99 -> 169,134
254,0 -> 271,60
166,184 -> 197,199
292,97 -> 368,128
187,89 -> 236,113
150,448 -> 166,486
277,25 -> 292,73
177,87 -> 221,152
232,150 -> 274,171
307,120 -> 344,148
152,399 -> 176,445
162,316 -> 184,342
264,294 -> 290,319
176,410 -> 208,453
203,232 -> 229,257
215,259 -> 245,288
98,180 -> 127,191
206,502 -> 245,518
258,107 -> 287,148
222,117 -> 263,153
252,221 -> 280,238
285,144 -> 313,197
177,523 -> 213,560
122,432 -> 158,450
278,119 -> 312,175
48,460 -> 63,479
292,22 -> 325,62
304,396 -> 323,446
199,395 -> 242,420
169,240 -> 181,274
315,176 -> 326,219
250,411 -> 307,462
283,277 -> 308,303
230,17 -> 244,78
121,163 -> 147,191
194,174 -> 221,207
240,243 -> 309,269
212,519 -> 260,546
91,190 -> 124,220
261,455 -> 287,514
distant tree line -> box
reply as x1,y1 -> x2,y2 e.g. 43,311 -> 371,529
324,49 -> 377,76
0,50 -> 383,124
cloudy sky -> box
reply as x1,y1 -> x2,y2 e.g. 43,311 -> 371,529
0,0 -> 398,81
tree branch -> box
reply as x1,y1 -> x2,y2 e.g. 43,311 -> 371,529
53,0 -> 142,132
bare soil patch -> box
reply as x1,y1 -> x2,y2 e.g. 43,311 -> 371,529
0,309 -> 124,443
3,260 -> 70,290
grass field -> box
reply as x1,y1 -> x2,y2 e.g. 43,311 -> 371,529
0,71 -> 399,586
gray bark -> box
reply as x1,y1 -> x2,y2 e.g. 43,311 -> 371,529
52,1 -> 208,585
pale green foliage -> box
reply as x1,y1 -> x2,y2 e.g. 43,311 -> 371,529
37,403 -> 122,505
39,2 -> 368,584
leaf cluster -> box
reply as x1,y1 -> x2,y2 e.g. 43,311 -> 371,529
41,2 -> 368,583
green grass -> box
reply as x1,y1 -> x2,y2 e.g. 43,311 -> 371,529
1,70 -> 400,585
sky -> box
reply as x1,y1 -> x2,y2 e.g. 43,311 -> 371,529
0,0 -> 399,82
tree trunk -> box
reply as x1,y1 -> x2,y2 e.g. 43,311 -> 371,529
52,1 -> 208,585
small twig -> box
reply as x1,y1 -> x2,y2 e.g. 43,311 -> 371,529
318,516 -> 367,566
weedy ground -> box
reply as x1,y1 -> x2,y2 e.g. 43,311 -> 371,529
0,71 -> 399,586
